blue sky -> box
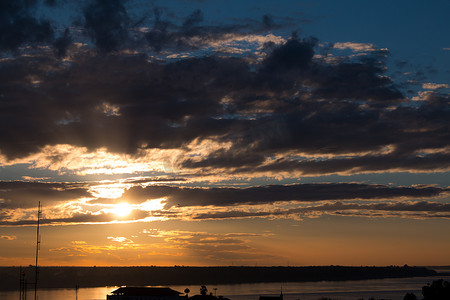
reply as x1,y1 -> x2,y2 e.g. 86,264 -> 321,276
0,0 -> 449,266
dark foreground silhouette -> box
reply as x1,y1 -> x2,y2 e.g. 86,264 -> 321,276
403,279 -> 450,300
0,265 -> 437,291
106,285 -> 231,300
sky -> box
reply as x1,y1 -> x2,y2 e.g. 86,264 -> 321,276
0,0 -> 449,267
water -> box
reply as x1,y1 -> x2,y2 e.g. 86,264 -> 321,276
1,276 -> 449,300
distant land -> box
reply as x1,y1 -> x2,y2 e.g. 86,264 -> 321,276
427,266 -> 450,274
0,265 -> 441,291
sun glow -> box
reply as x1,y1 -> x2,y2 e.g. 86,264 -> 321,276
112,203 -> 133,217
140,199 -> 165,211
90,184 -> 126,199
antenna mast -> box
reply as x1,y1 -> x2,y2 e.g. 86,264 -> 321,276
34,201 -> 42,300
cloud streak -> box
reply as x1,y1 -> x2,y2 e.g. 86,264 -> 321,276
191,201 -> 450,220
1,181 -> 448,226
120,183 -> 448,208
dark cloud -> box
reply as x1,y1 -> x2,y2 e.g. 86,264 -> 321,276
0,40 -> 449,175
262,34 -> 316,71
332,211 -> 450,219
0,0 -> 54,52
181,91 -> 449,174
233,152 -> 450,176
119,183 -> 447,208
53,28 -> 72,57
144,7 -> 172,52
310,57 -> 404,103
0,181 -> 92,209
121,177 -> 187,184
83,0 -> 130,52
5,2 -> 265,54
0,53 -> 246,157
0,5 -> 449,177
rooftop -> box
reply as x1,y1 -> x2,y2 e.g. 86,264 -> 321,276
110,287 -> 182,296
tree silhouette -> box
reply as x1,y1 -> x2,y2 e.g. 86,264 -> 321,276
403,292 -> 418,300
422,279 -> 450,300
200,286 -> 208,296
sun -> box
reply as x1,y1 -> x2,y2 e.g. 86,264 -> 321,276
112,203 -> 133,217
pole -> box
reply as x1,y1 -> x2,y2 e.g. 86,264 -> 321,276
19,267 -> 24,300
34,202 -> 41,300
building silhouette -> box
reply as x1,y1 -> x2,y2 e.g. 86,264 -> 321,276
107,287 -> 184,300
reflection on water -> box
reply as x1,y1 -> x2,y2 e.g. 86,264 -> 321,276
0,286 -> 112,300
1,276 -> 449,300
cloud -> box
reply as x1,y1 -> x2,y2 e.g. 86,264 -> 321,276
333,42 -> 380,52
331,210 -> 450,220
1,235 -> 17,240
422,83 -> 450,90
49,238 -> 143,257
120,183 -> 447,208
0,179 -> 448,226
82,0 -> 130,52
53,28 -> 72,57
0,37 -> 428,174
181,92 -> 449,175
0,5 -> 449,181
0,0 -> 54,52
45,230 -> 277,263
143,230 -> 275,262
0,181 -> 92,209
0,209 -> 151,226
191,200 -> 450,220
235,151 -> 450,176
71,240 -> 87,245
143,8 -> 285,53
262,35 -> 316,71
108,236 -> 134,243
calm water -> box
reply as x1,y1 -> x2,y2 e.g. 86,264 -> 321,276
1,276 -> 449,300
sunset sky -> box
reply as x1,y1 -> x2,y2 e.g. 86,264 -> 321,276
1,0 -> 449,267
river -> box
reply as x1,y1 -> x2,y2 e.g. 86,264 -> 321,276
1,275 -> 449,300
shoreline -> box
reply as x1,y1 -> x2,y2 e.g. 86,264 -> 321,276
0,265 -> 439,291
